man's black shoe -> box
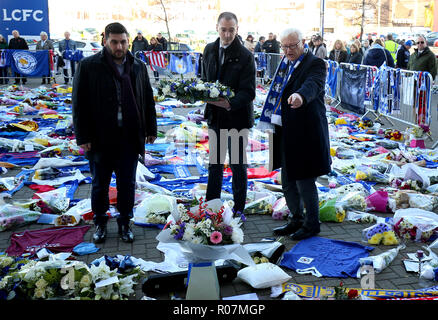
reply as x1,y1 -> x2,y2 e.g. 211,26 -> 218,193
93,224 -> 107,243
290,226 -> 319,241
118,224 -> 134,243
273,220 -> 303,236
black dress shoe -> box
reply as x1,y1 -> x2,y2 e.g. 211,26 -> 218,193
273,219 -> 303,236
93,224 -> 107,243
290,226 -> 320,241
118,224 -> 134,243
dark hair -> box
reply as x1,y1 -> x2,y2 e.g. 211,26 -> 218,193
104,22 -> 129,39
387,34 -> 393,40
259,36 -> 265,41
217,12 -> 238,24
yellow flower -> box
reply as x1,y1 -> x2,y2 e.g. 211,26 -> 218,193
335,118 -> 347,125
382,231 -> 399,245
80,275 -> 92,288
336,209 -> 346,222
35,278 -> 48,289
260,257 -> 269,263
34,288 -> 46,299
355,171 -> 367,181
368,233 -> 383,245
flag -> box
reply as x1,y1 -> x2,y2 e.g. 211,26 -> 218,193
8,49 -> 50,77
145,51 -> 167,71
168,53 -> 193,74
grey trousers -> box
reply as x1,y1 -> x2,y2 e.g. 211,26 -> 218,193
281,155 -> 320,232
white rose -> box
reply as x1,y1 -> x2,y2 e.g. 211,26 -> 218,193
231,228 -> 244,243
34,288 -> 46,299
35,278 -> 48,289
209,87 -> 220,99
195,83 -> 206,91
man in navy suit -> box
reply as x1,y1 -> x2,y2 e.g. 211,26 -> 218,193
272,28 -> 331,240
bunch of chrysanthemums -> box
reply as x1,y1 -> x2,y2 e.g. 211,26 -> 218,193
164,197 -> 245,246
157,78 -> 234,104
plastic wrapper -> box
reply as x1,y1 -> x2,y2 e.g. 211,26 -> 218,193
393,208 -> 438,242
335,182 -> 369,197
319,198 -> 346,222
358,244 -> 405,275
35,187 -> 70,214
54,213 -> 81,226
354,165 -> 390,184
271,197 -> 290,220
0,204 -> 41,231
133,194 -> 178,225
346,211 -> 378,224
244,195 -> 276,215
337,191 -> 368,211
362,222 -> 399,245
365,190 -> 391,213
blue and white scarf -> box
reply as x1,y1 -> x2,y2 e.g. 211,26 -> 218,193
257,51 -> 306,131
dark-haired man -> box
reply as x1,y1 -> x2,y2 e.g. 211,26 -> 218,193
202,12 -> 256,215
72,22 -> 157,243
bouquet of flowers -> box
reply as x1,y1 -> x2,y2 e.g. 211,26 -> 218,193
0,204 -> 41,232
393,208 -> 438,242
156,198 -> 254,265
409,125 -> 430,139
362,222 -> 399,245
157,78 -> 235,104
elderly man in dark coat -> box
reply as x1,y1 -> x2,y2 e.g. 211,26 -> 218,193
271,27 -> 332,240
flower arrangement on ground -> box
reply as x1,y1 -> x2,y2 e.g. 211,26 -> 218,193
157,78 -> 235,104
165,197 -> 244,245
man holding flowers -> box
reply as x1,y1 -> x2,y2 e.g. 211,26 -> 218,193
201,12 -> 256,215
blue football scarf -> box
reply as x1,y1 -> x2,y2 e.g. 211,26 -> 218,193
257,51 -> 306,131
280,236 -> 374,278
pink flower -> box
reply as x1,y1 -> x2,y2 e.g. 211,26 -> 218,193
210,231 -> 223,244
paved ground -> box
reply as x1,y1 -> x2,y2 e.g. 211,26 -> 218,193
1,75 -> 438,301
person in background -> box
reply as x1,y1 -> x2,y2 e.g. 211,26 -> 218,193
147,37 -> 163,82
347,43 -> 363,64
272,27 -> 331,240
385,33 -> 398,63
396,40 -> 412,70
311,34 -> 327,60
58,31 -> 78,85
367,33 -> 374,46
328,40 -> 348,63
0,34 -> 8,85
8,30 -> 29,85
362,39 -> 370,54
263,32 -> 280,78
131,32 -> 149,57
254,36 -> 266,80
156,32 -> 167,51
353,39 -> 365,56
36,31 -> 54,85
244,34 -> 256,53
72,22 -> 157,244
408,35 -> 437,81
201,11 -> 256,216
254,36 -> 265,53
363,38 -> 394,68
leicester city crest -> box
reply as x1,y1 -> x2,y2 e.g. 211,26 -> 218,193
12,51 -> 38,75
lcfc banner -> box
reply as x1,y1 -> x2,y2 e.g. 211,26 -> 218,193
1,0 -> 49,42
7,50 -> 50,76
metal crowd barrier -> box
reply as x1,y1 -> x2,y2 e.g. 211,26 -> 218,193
334,62 -> 433,135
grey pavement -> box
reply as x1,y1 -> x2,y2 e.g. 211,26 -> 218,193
0,75 -> 437,301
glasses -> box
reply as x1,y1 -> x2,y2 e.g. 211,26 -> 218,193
417,41 -> 425,44
280,41 -> 301,51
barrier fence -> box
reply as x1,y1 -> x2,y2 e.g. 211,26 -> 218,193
327,61 -> 434,136
1,49 -> 435,147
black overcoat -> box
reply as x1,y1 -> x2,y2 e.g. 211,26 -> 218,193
201,37 -> 256,130
272,50 -> 332,180
72,50 -> 157,156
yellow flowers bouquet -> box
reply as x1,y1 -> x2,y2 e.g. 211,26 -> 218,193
362,223 -> 399,246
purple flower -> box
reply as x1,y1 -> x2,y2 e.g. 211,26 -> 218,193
173,223 -> 185,240
223,225 -> 233,235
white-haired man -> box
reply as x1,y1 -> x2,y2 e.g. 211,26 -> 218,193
270,27 -> 331,240
8,30 -> 28,84
36,31 -> 54,84
58,31 -> 78,84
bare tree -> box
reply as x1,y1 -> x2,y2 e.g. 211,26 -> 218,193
149,0 -> 173,41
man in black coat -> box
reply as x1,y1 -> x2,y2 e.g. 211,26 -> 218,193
72,22 -> 157,243
8,30 -> 29,84
157,33 -> 167,50
263,32 -> 281,78
272,27 -> 331,241
395,40 -> 412,69
201,12 -> 256,214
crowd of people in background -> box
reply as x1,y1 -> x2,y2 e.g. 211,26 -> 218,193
0,27 -> 437,85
